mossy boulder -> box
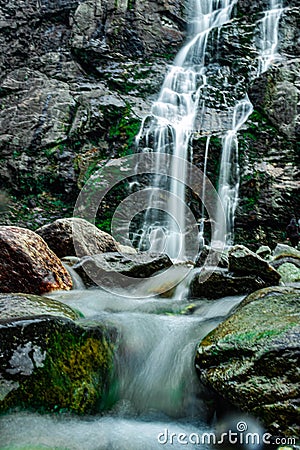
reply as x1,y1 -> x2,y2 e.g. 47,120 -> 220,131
0,293 -> 81,321
0,315 -> 117,414
195,286 -> 300,436
276,262 -> 300,283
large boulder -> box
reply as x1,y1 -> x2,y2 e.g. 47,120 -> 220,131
195,286 -> 300,436
270,243 -> 300,270
276,262 -> 300,283
189,268 -> 265,299
228,245 -> 281,285
0,226 -> 72,294
36,217 -> 119,258
73,252 -> 173,288
0,314 -> 116,414
0,293 -> 81,321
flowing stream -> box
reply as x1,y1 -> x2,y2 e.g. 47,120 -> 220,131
0,287 -> 245,449
0,1 -> 285,449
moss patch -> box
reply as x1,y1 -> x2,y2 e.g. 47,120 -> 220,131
0,316 -> 117,415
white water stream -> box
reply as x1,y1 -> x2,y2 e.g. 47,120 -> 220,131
0,288 -> 246,449
136,0 -> 237,257
0,1 -> 285,449
136,0 -> 284,252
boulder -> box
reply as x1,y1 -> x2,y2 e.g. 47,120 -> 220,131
73,252 -> 173,288
270,244 -> 300,271
195,245 -> 229,269
0,226 -> 72,295
276,262 -> 300,283
256,245 -> 272,259
273,243 -> 300,260
36,218 -> 119,258
0,314 -> 116,414
189,268 -> 265,299
228,245 -> 281,285
0,293 -> 81,321
195,286 -> 300,436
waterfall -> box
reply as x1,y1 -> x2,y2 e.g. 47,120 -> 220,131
136,0 -> 237,258
257,0 -> 284,75
212,98 -> 253,245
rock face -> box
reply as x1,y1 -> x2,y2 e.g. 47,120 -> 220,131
73,252 -> 173,288
0,0 -> 186,230
0,0 -> 298,246
195,286 -> 300,436
36,217 -> 119,258
0,314 -> 116,414
0,226 -> 72,294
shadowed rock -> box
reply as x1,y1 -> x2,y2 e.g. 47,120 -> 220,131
0,226 -> 72,294
36,217 -> 119,258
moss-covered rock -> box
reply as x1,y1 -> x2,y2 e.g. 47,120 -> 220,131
195,286 -> 300,436
0,315 -> 117,414
0,293 -> 81,321
276,262 -> 300,283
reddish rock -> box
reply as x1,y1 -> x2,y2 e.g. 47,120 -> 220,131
0,226 -> 72,294
36,218 -> 119,258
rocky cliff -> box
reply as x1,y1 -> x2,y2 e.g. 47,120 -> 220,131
0,0 -> 299,246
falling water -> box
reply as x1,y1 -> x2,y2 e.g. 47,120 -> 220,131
212,98 -> 253,245
213,0 -> 283,245
257,0 -> 284,75
136,0 -> 237,258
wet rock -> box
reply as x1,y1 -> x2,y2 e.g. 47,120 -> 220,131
0,293 -> 81,321
36,218 -> 119,258
195,245 -> 229,269
270,244 -> 300,271
189,268 -> 265,299
195,286 -> 300,436
0,226 -> 72,295
73,252 -> 173,288
256,245 -> 272,259
273,243 -> 300,260
0,315 -> 116,414
276,262 -> 300,283
228,245 -> 281,285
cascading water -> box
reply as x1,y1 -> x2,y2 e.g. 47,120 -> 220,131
136,0 -> 237,257
0,2 -> 286,449
257,0 -> 284,75
0,289 -> 246,450
136,0 -> 284,251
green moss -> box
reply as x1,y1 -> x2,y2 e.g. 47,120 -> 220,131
108,104 -> 140,156
0,317 -> 116,415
